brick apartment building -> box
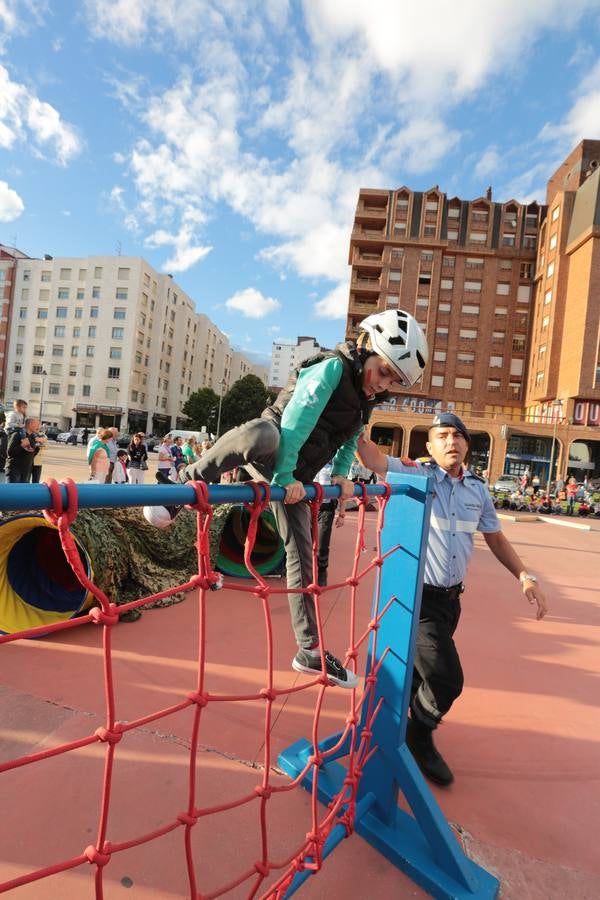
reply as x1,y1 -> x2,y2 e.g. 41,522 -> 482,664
346,140 -> 600,485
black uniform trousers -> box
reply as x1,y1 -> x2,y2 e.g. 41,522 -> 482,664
411,583 -> 464,729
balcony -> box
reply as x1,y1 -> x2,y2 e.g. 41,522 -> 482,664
351,275 -> 381,293
351,227 -> 385,241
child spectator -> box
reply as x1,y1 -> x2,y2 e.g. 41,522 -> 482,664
112,449 -> 129,484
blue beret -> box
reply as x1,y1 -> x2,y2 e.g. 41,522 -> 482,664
430,412 -> 470,442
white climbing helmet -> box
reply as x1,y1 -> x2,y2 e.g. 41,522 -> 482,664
358,309 -> 428,387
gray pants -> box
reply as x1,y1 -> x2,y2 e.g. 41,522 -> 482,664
185,419 -> 318,649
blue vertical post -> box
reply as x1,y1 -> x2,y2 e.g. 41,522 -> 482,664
278,473 -> 499,898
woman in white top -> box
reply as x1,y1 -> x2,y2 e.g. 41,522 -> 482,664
157,436 -> 175,480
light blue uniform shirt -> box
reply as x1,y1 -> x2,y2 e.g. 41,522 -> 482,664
386,457 -> 501,588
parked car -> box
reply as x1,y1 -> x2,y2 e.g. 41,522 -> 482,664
57,427 -> 87,445
493,474 -> 521,493
43,426 -> 61,441
117,433 -> 133,448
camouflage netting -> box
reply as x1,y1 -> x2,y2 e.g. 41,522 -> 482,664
0,504 -> 234,623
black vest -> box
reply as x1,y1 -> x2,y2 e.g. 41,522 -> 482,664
262,342 -> 383,483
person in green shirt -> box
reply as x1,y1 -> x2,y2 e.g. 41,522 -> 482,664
150,310 -> 428,689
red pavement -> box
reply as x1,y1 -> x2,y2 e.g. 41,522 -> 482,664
0,510 -> 599,898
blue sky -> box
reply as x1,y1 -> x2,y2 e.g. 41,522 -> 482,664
1,1 -> 600,365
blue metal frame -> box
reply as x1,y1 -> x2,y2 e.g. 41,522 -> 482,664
278,472 -> 499,899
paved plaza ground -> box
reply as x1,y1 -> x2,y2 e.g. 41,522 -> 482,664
0,445 -> 599,898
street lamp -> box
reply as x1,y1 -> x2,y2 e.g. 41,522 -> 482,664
113,388 -> 120,428
39,369 -> 47,425
547,399 -> 563,492
216,379 -> 226,439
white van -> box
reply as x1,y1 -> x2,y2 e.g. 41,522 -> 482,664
165,430 -> 210,444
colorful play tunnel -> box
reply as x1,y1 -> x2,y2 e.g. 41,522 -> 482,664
215,505 -> 285,578
0,515 -> 94,635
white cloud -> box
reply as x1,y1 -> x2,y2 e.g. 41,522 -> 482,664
539,59 -> 600,147
145,221 -> 212,273
225,287 -> 281,318
0,64 -> 82,164
314,282 -> 349,320
474,148 -> 502,180
0,178 -> 24,221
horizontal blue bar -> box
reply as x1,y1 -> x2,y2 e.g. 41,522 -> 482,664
0,481 -> 415,512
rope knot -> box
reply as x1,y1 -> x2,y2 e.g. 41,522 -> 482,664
254,785 -> 272,800
307,583 -> 321,595
374,555 -> 384,568
368,619 -> 379,632
177,811 -> 198,827
84,844 -> 111,867
187,691 -> 209,708
254,860 -> 270,877
308,753 -> 323,768
95,725 -> 123,745
259,688 -> 276,702
346,576 -> 359,587
89,604 -> 120,626
345,713 -> 358,727
186,480 -> 211,513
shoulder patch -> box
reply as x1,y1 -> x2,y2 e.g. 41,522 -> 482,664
400,456 -> 418,467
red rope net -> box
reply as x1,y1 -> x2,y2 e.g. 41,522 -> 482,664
0,478 -> 395,898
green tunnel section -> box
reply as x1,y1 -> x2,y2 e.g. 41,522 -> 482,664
215,505 -> 285,578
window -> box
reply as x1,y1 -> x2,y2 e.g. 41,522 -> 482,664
487,380 -> 501,392
86,345 -> 95,357
436,327 -> 449,338
82,385 -> 91,397
549,234 -> 557,250
38,308 -> 48,319
21,288 -> 29,300
131,390 -> 139,402
421,251 -> 434,262
107,367 -> 120,379
418,272 -> 431,285
489,355 -> 503,367
35,326 -> 46,338
461,305 -> 479,315
33,345 -> 45,356
416,297 -> 429,307
455,377 -> 473,389
143,273 -> 150,287
114,308 -> 126,319
117,267 -> 130,280
32,364 -> 44,374
17,326 -> 25,337
115,288 -> 128,300
502,234 -> 515,247
551,206 -> 560,222
447,229 -> 458,240
464,280 -> 482,292
75,307 -> 83,319
542,315 -> 550,329
459,328 -> 478,340
79,268 -> 87,281
442,255 -> 455,267
440,278 -> 453,290
112,327 -> 124,339
517,285 -> 531,303
448,206 -> 460,219
19,307 -> 27,319
439,302 -> 451,312
73,326 -> 80,338
90,306 -> 99,318
48,383 -> 60,395
41,270 -> 51,282
496,283 -> 510,295
544,289 -> 552,305
56,306 -> 68,317
389,270 -> 401,282
457,352 -> 474,364
512,336 -> 526,352
386,295 -> 399,308
536,371 -> 544,384
23,269 -> 31,281
547,261 -> 555,278
39,289 -> 50,301
15,344 -> 23,355
468,232 -> 486,243
52,345 -> 64,357
495,306 -> 508,316
77,289 -> 84,300
54,326 -> 66,337
465,257 -> 483,269
59,268 -> 71,280
88,326 -> 96,338
523,236 -> 536,249
520,262 -> 533,279
67,384 -> 75,396
94,266 -> 103,278
433,350 -> 447,361
14,363 -> 21,373
424,225 -> 436,236
30,382 -> 41,394
50,363 -> 62,375
431,375 -> 444,387
92,286 -> 100,299
58,288 -> 69,299
109,347 -> 122,359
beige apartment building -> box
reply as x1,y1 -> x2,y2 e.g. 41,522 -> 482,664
347,140 -> 600,485
1,253 -> 266,435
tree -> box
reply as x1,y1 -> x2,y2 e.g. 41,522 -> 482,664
219,375 -> 272,434
182,387 -> 219,431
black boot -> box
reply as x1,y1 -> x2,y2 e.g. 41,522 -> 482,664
406,716 -> 454,786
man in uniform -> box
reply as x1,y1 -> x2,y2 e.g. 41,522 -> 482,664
357,412 -> 548,786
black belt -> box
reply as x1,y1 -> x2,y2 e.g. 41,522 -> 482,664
423,582 -> 463,598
